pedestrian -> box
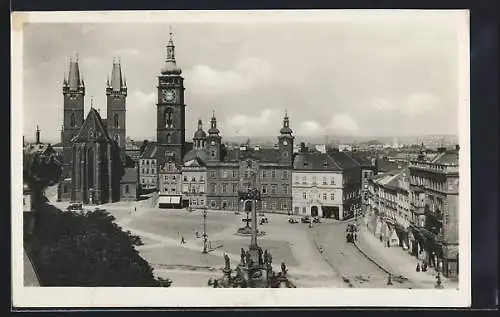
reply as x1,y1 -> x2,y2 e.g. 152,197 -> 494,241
134,207 -> 136,212
181,236 -> 185,244
422,262 -> 428,272
387,240 -> 390,248
416,263 -> 421,272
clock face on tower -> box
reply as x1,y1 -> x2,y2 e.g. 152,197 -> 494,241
282,140 -> 288,146
162,89 -> 176,103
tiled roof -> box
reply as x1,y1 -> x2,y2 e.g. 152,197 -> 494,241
376,159 -> 406,173
183,148 -> 208,164
238,148 -> 281,163
294,151 -> 344,171
140,142 -> 179,164
327,150 -> 360,170
121,167 -> 137,183
431,150 -> 459,165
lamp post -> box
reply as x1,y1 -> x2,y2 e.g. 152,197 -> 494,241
202,207 -> 208,254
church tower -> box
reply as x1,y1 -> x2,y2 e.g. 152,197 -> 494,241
278,111 -> 294,165
106,58 -> 127,162
157,29 -> 186,164
207,112 -> 222,162
62,56 -> 85,177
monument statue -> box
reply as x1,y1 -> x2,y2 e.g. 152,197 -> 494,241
240,248 -> 246,265
224,253 -> 230,270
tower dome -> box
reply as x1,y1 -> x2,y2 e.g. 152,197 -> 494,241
161,30 -> 182,75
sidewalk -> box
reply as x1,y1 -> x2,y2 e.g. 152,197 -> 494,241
356,226 -> 458,289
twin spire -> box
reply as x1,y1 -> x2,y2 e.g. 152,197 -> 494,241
64,54 -> 84,90
107,57 -> 126,91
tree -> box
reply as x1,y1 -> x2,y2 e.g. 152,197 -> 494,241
23,150 -> 62,208
25,205 -> 170,287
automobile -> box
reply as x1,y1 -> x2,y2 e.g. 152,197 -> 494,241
301,216 -> 310,223
288,218 -> 299,224
260,217 -> 269,224
313,216 -> 321,223
67,202 -> 83,211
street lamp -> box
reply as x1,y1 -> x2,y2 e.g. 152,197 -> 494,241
202,207 -> 208,254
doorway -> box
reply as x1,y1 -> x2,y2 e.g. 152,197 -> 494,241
332,207 -> 340,220
311,206 -> 319,217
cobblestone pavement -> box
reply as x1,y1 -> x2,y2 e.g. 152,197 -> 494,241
310,220 -> 416,288
101,202 -> 343,287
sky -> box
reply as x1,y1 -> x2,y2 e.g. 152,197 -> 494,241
22,11 -> 466,143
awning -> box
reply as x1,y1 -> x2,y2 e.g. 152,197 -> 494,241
159,196 -> 181,205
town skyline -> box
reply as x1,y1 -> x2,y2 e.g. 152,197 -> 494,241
23,14 -> 462,143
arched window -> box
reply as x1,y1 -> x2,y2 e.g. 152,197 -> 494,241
113,113 -> 119,128
125,185 -> 129,193
166,134 -> 172,143
165,107 -> 174,128
70,113 -> 76,127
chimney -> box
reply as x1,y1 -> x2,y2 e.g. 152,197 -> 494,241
35,125 -> 41,144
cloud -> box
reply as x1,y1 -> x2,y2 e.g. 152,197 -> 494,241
296,120 -> 322,136
370,93 -> 441,116
187,57 -> 273,96
402,92 -> 441,115
328,114 -> 359,134
223,108 -> 281,136
127,90 -> 156,138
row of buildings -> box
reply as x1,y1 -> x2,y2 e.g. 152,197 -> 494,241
365,147 -> 459,278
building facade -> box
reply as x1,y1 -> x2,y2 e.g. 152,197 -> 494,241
69,108 -> 122,204
408,147 -> 459,278
292,148 -> 361,220
120,167 -> 138,201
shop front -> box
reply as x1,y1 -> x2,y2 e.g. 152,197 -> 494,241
158,195 -> 182,209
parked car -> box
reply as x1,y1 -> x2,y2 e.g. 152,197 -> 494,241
301,216 -> 310,223
313,216 -> 321,223
67,202 -> 83,211
288,218 -> 299,224
260,217 -> 268,224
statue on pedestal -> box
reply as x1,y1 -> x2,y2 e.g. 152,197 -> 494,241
240,248 -> 246,266
224,253 -> 231,270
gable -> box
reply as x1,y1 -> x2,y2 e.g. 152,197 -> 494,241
73,109 -> 112,143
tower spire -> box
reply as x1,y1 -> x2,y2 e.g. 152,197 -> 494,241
35,125 -> 41,144
161,27 -> 182,75
111,57 -> 123,91
68,54 -> 82,90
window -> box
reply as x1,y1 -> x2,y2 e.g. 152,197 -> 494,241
283,170 -> 288,178
232,183 -> 237,193
330,177 -> 335,185
323,193 -> 327,200
302,176 -> 307,184
271,202 -> 276,210
271,185 -> 277,194
232,170 -> 237,178
200,175 -> 204,182
271,170 -> 276,178
142,168 -> 145,174
173,175 -> 176,181
113,113 -> 119,128
262,170 -> 267,178
294,207 -> 299,214
152,169 -> 155,174
295,176 -> 299,184
211,150 -> 216,158
70,113 -> 76,127
330,193 -> 334,200
322,177 -> 327,185
210,171 -> 216,177
142,178 -> 145,184
262,202 -> 267,210
167,134 -> 172,143
191,187 -> 196,193
222,184 -> 227,193
192,176 -> 196,182
302,207 -> 306,214
312,176 -> 317,185
147,169 -> 150,174
282,203 -> 288,210
283,185 -> 288,194
200,185 -> 205,193
211,200 -> 216,208
210,183 -> 216,193
200,199 -> 204,206
262,185 -> 267,194
183,176 -> 187,181
223,170 -> 228,178
302,192 -> 307,199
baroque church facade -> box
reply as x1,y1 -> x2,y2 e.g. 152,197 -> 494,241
58,57 -> 129,204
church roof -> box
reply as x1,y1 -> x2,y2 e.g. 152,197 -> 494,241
72,108 -> 113,143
